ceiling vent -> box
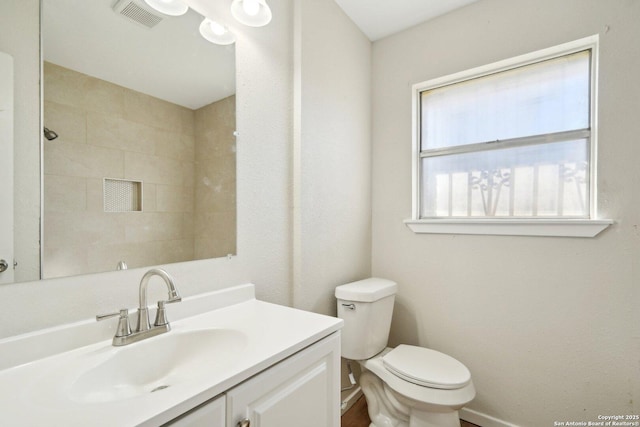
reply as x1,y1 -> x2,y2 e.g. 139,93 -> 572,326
112,0 -> 164,29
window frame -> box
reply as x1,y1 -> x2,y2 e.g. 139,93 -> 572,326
406,35 -> 612,237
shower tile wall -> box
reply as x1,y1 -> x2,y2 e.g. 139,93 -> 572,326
43,62 -> 235,278
194,96 -> 236,259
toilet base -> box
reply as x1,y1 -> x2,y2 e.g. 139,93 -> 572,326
360,370 -> 461,427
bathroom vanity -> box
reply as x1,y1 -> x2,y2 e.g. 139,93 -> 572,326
0,284 -> 343,427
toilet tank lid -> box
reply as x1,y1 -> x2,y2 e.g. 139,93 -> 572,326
335,278 -> 398,302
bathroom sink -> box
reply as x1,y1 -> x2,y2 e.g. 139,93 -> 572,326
68,328 -> 247,403
0,285 -> 343,426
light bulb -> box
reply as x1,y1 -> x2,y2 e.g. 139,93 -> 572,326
209,21 -> 227,36
242,0 -> 260,16
199,18 -> 236,45
230,0 -> 272,27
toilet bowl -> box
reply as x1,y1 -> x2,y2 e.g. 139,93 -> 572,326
335,278 -> 475,427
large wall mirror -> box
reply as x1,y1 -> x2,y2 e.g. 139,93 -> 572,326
39,0 -> 236,280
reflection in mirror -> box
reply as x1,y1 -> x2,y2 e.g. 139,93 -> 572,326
42,0 -> 236,279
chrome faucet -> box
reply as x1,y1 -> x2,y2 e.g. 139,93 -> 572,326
136,268 -> 182,332
97,268 -> 182,346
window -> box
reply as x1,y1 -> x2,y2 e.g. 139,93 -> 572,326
406,36 -> 611,237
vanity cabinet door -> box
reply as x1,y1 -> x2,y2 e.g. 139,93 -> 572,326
226,333 -> 340,427
165,394 -> 225,427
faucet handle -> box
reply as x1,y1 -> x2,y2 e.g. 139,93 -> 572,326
96,308 -> 128,321
153,299 -> 180,327
96,309 -> 132,338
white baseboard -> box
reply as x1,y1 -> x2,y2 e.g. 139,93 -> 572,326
340,386 -> 363,415
459,407 -> 520,427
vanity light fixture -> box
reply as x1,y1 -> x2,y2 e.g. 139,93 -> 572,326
230,0 -> 272,27
143,0 -> 273,46
143,0 -> 188,16
199,18 -> 236,45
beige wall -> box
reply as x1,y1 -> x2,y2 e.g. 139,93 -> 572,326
292,0 -> 372,316
371,0 -> 640,425
195,95 -> 236,259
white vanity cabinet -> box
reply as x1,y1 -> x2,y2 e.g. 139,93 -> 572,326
226,333 -> 340,427
166,332 -> 340,427
166,395 -> 226,427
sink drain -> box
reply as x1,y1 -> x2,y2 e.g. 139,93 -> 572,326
151,385 -> 170,393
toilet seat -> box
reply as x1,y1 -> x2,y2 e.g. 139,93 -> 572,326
361,348 -> 476,410
382,345 -> 471,390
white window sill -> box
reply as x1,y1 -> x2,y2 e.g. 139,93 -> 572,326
404,218 -> 613,238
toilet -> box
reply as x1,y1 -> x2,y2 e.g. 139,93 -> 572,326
335,278 -> 475,427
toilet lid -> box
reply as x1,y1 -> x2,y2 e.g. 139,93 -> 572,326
382,345 -> 471,390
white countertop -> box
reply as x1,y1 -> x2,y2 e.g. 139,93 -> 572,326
0,284 -> 343,426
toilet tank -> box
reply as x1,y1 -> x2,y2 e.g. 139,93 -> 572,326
335,278 -> 398,360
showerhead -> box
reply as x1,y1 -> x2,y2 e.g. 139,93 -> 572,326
43,127 -> 58,141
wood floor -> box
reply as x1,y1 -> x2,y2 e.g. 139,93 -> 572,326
341,396 -> 480,427
341,395 -> 371,427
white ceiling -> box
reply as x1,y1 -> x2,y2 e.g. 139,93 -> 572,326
43,0 -> 236,110
334,0 -> 479,41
